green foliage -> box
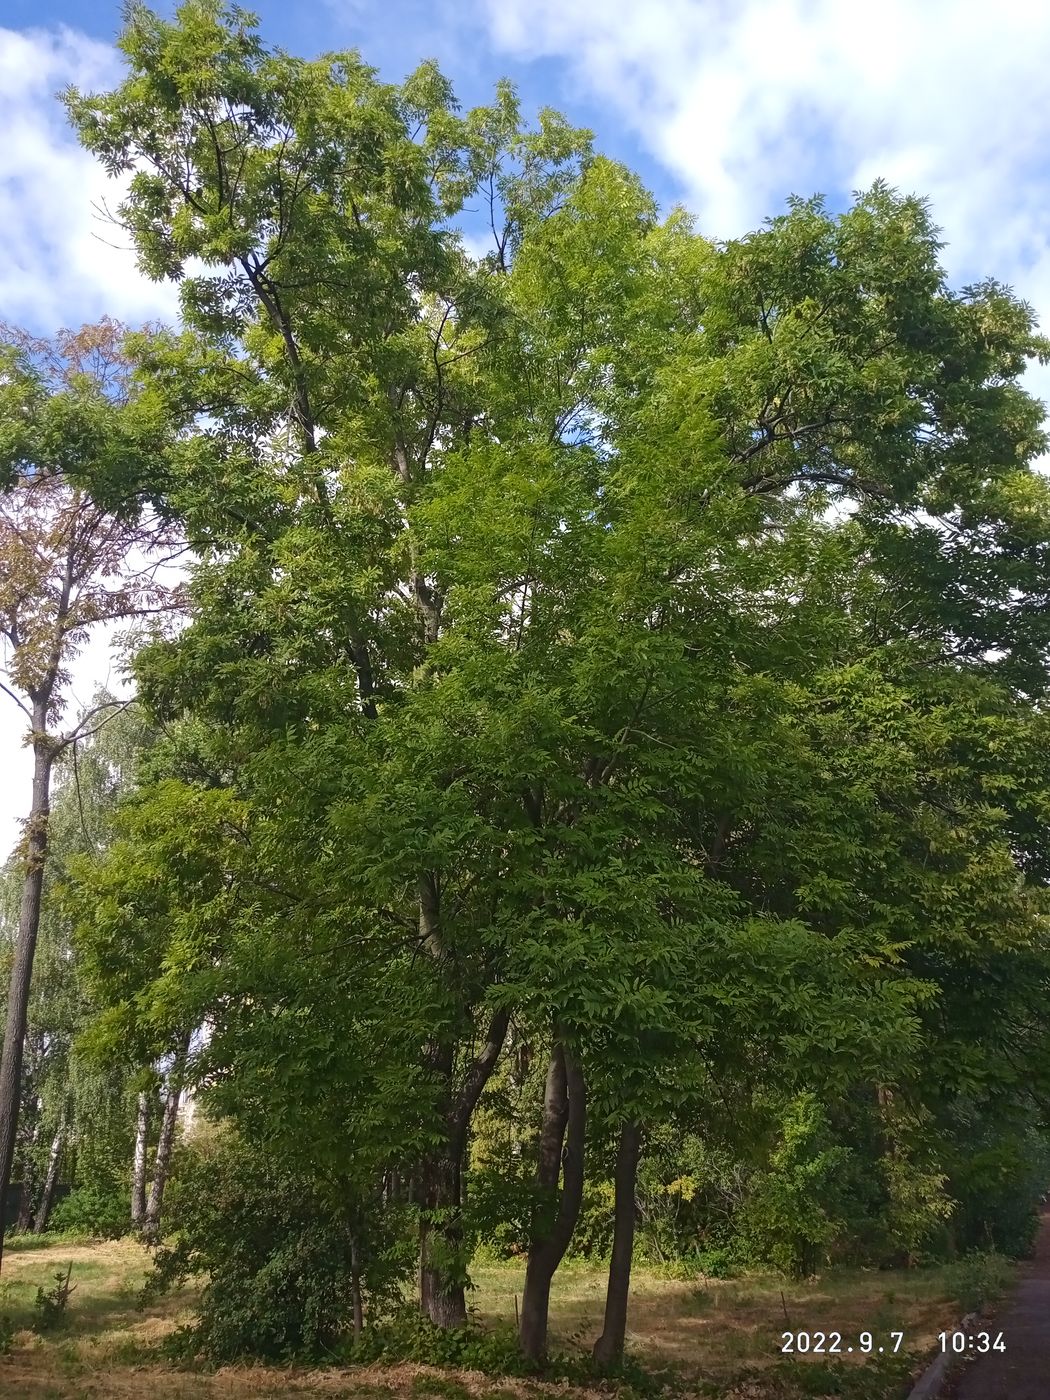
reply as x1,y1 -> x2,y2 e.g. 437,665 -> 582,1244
352,1309 -> 676,1394
0,698 -> 159,1244
688,1247 -> 738,1280
733,1095 -> 851,1277
943,1251 -> 1015,1312
350,1312 -> 532,1374
464,1160 -> 536,1261
48,1183 -> 129,1241
44,0 -> 1050,1366
31,1264 -> 76,1333
144,1134 -> 413,1362
567,1178 -> 617,1260
948,1127 -> 1050,1258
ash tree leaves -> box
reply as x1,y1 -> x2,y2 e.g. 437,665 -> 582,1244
37,0 -> 1050,1357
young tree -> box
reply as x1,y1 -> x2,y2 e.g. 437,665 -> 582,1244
0,695 -> 160,1238
0,324 -> 182,1264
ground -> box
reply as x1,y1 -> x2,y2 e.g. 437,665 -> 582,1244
0,1235 -> 988,1400
948,1209 -> 1050,1400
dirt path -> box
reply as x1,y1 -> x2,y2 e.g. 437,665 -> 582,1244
952,1209 -> 1050,1400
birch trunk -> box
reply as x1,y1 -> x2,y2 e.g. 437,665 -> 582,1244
350,1233 -> 364,1340
143,1034 -> 190,1242
131,1092 -> 150,1228
33,1116 -> 66,1235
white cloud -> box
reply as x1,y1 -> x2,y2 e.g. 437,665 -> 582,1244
0,26 -> 183,858
0,25 -> 180,330
481,0 -> 1050,411
483,0 -> 1048,241
481,0 -> 1050,486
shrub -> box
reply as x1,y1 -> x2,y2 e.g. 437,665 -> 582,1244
144,1134 -> 413,1362
944,1250 -> 1015,1312
948,1128 -> 1050,1258
32,1263 -> 76,1333
49,1182 -> 129,1239
734,1093 -> 851,1277
350,1309 -> 531,1372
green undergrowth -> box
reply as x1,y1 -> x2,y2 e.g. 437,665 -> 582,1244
725,1353 -> 915,1399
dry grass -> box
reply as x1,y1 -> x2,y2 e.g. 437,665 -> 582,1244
471,1253 -> 958,1380
0,1235 -> 968,1400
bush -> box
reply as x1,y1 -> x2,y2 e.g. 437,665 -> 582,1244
32,1263 -> 76,1333
468,1157 -> 616,1263
350,1309 -> 531,1372
691,1245 -> 738,1278
734,1093 -> 851,1277
144,1134 -> 413,1362
49,1182 -> 129,1239
349,1309 -> 673,1392
944,1251 -> 1015,1312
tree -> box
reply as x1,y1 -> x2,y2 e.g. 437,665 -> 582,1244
0,323 -> 182,1265
142,1030 -> 191,1241
62,0 -> 1050,1356
0,695 -> 159,1238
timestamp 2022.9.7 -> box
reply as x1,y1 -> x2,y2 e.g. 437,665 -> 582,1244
780,1331 -> 908,1355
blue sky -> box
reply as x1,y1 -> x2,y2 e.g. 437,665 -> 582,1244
2,0 -> 1050,849
0,0 -> 673,205
5,1 -> 1050,328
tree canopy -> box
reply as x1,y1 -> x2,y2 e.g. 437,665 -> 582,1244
1,0 -> 1048,1375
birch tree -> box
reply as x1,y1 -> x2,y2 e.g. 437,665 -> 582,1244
0,322 -> 183,1266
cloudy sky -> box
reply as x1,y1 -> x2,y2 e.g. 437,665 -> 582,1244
2,0 -> 1050,852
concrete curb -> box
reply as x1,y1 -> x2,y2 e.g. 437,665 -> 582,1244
905,1311 -> 978,1400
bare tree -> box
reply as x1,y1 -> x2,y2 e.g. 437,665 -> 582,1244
0,321 -> 184,1269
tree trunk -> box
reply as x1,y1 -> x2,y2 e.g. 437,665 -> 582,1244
14,1174 -> 34,1233
350,1233 -> 364,1340
33,1116 -> 65,1235
0,723 -> 53,1271
592,1121 -> 642,1371
143,1034 -> 189,1242
131,1092 -> 150,1227
15,1122 -> 41,1233
519,1040 -> 587,1364
418,1134 -> 468,1328
412,861 -> 508,1328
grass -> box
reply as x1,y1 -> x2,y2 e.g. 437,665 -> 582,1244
0,1234 -> 987,1400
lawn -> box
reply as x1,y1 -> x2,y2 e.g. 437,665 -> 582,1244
0,1235 -> 987,1400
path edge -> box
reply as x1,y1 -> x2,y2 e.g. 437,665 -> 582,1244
905,1311 -> 978,1400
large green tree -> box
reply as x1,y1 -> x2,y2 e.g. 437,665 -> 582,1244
62,0 -> 1050,1355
